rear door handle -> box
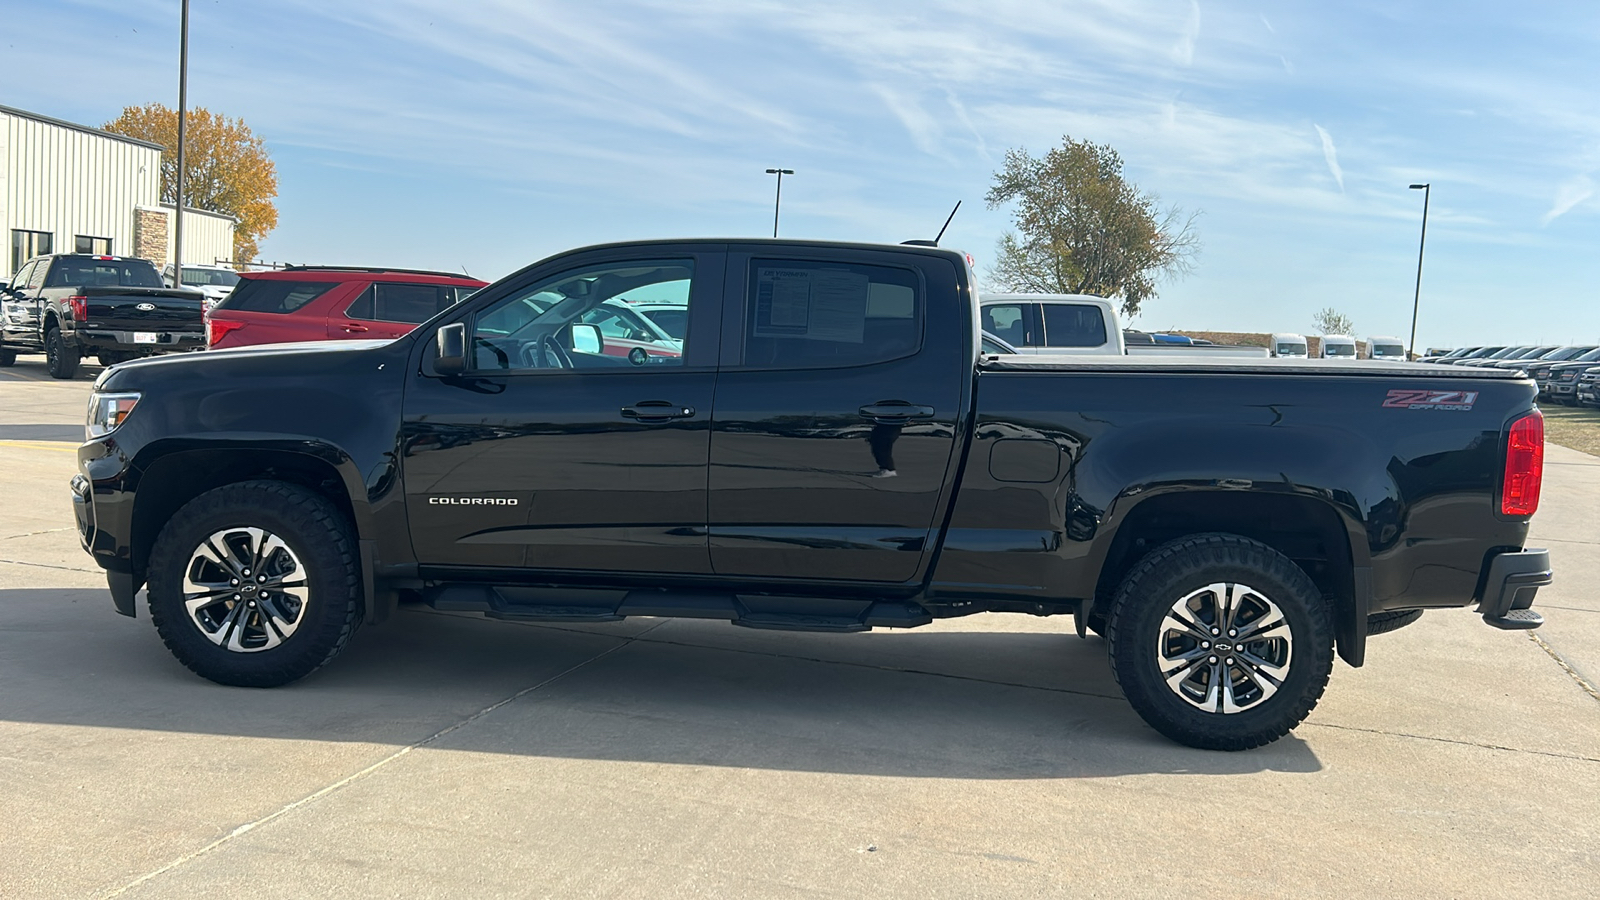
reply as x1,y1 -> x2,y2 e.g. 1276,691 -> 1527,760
621,400 -> 696,421
341,322 -> 370,333
859,402 -> 935,423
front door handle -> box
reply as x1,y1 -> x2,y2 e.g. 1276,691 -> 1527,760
621,400 -> 696,422
859,401 -> 935,423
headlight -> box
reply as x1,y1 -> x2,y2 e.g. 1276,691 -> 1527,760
86,392 -> 141,439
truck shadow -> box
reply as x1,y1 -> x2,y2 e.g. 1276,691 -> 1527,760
0,588 -> 1323,778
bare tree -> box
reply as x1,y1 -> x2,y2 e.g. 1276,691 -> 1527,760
1312,307 -> 1355,335
985,136 -> 1199,317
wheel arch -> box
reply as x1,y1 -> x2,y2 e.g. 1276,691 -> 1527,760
129,445 -> 369,586
1086,488 -> 1371,666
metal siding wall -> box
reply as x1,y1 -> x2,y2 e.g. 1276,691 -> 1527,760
163,205 -> 237,267
3,112 -> 160,280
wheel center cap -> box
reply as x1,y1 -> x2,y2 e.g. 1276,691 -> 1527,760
241,583 -> 258,594
1214,641 -> 1232,653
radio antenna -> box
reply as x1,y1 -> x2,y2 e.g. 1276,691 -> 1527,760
934,200 -> 961,245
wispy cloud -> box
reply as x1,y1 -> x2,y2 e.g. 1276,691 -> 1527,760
1314,124 -> 1345,192
1171,1 -> 1202,66
1543,175 -> 1596,225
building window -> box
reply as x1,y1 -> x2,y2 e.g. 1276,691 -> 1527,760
11,230 -> 53,271
74,235 -> 113,255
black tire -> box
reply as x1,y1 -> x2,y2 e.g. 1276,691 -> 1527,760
45,327 -> 80,379
1366,608 -> 1424,636
146,480 -> 362,687
1107,534 -> 1335,751
97,352 -> 131,367
0,348 -> 16,367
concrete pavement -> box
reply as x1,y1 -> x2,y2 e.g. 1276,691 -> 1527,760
1,359 -> 1596,899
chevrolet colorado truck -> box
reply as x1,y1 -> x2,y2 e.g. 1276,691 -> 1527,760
70,239 -> 1552,750
2,254 -> 205,376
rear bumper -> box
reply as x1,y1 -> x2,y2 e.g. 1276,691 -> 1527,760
74,328 -> 204,354
1476,548 -> 1551,629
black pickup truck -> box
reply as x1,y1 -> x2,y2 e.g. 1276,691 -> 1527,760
70,239 -> 1552,750
1,254 -> 205,377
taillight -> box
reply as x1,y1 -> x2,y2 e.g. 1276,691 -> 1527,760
1502,411 -> 1544,517
208,317 -> 245,347
67,295 -> 88,322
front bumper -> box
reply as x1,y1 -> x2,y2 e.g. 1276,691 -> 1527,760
1476,548 -> 1551,629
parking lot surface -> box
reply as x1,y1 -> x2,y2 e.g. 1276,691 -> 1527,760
2,356 -> 1597,899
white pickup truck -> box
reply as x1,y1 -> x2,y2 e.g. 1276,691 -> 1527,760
979,293 -> 1270,358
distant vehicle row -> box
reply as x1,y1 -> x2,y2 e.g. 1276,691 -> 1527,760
1266,333 -> 1405,360
1420,344 -> 1600,406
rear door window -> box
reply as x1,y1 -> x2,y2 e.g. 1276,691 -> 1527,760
738,260 -> 922,369
221,279 -> 339,314
1040,303 -> 1108,348
345,283 -> 458,324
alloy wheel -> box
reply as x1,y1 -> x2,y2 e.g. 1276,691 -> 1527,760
182,526 -> 309,652
1156,581 -> 1294,714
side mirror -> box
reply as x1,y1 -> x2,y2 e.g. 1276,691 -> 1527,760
570,323 -> 602,355
435,323 -> 468,376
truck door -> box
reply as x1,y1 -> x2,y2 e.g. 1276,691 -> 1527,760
707,247 -> 969,583
401,247 -> 723,574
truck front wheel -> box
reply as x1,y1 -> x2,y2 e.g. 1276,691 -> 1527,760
146,481 -> 363,687
45,327 -> 79,379
1106,534 -> 1334,750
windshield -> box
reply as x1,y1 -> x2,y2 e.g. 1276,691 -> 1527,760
1372,343 -> 1404,357
1323,343 -> 1355,357
181,269 -> 241,287
1275,343 -> 1305,355
1542,347 -> 1594,362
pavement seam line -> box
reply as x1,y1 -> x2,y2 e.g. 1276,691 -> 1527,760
1526,631 -> 1600,704
1303,722 -> 1600,763
1,526 -> 75,540
0,557 -> 100,573
95,638 -> 634,900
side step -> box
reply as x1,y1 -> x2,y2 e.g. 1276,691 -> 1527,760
421,584 -> 932,632
1483,608 -> 1545,630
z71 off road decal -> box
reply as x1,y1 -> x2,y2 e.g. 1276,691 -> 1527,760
1383,389 -> 1479,411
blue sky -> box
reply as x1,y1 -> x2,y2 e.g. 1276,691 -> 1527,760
7,0 -> 1599,348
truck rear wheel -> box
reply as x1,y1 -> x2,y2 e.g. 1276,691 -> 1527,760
1106,534 -> 1334,751
146,481 -> 363,687
0,349 -> 16,367
45,327 -> 79,379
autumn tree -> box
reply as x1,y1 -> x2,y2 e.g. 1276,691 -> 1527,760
103,104 -> 278,264
985,136 -> 1198,318
1312,307 -> 1355,335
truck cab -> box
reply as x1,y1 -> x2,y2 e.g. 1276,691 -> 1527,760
1270,333 -> 1309,358
1318,334 -> 1357,358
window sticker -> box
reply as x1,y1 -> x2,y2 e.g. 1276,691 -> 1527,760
753,267 -> 869,343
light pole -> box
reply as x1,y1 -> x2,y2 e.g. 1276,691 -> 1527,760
765,168 -> 793,237
1407,182 -> 1430,360
173,0 -> 190,287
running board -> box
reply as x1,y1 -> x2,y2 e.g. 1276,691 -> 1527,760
421,584 -> 932,632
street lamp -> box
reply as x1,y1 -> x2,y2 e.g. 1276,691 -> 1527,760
1407,182 -> 1430,360
173,0 -> 190,287
765,168 -> 793,237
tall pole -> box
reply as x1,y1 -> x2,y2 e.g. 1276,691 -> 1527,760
765,167 -> 793,237
173,0 -> 190,286
1407,182 -> 1430,360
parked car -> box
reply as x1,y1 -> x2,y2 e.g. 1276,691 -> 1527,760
1420,347 -> 1476,363
1271,333 -> 1309,358
980,295 -> 1266,358
163,263 -> 241,308
1459,346 -> 1538,367
1,254 -> 204,376
1489,345 -> 1593,374
1481,346 -> 1559,370
1437,346 -> 1505,365
1318,335 -> 1356,359
1533,347 -> 1600,399
1546,362 -> 1600,404
204,266 -> 488,350
1576,369 -> 1600,407
72,237 -> 1551,752
620,300 -> 690,341
1366,336 -> 1406,360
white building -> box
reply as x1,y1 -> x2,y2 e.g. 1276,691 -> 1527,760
1,103 -> 235,283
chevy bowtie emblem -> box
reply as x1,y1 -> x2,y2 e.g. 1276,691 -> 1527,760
136,302 -> 157,311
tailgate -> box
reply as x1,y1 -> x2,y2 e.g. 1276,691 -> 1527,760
83,288 -> 206,333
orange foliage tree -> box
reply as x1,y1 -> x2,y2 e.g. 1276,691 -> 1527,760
103,103 -> 278,264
